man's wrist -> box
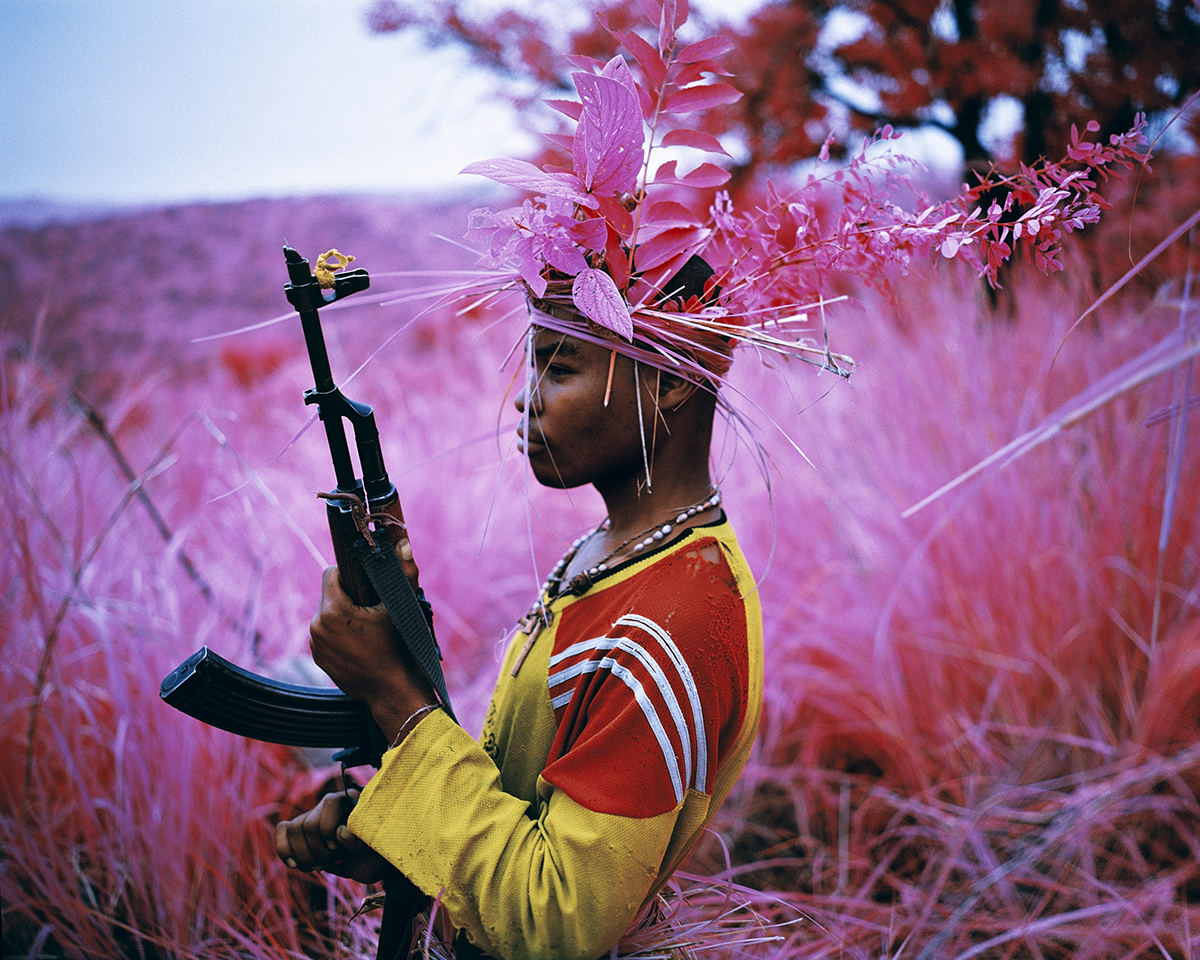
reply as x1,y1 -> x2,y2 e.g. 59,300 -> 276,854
371,696 -> 440,750
385,703 -> 441,749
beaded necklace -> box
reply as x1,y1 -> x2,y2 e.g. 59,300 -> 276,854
510,489 -> 721,676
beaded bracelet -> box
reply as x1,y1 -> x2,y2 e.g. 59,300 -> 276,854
388,703 -> 440,751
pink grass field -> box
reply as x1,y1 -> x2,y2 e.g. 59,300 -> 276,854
2,196 -> 1198,959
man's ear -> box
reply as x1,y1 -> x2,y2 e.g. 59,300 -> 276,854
657,370 -> 700,411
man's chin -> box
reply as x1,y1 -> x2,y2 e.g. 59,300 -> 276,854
533,473 -> 586,490
526,460 -> 584,490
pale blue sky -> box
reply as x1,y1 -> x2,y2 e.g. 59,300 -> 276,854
1,0 -> 533,206
1,0 -> 968,215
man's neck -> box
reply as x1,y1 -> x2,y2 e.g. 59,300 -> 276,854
596,474 -> 718,541
595,410 -> 717,538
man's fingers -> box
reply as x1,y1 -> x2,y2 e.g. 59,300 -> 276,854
336,823 -> 368,853
312,567 -> 341,634
300,801 -> 334,859
396,536 -> 421,590
317,793 -> 354,850
329,827 -> 391,883
276,815 -> 325,871
274,819 -> 299,869
319,565 -> 341,600
276,791 -> 363,871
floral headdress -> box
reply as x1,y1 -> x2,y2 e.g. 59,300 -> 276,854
459,4 -> 854,389
449,1 -> 1147,393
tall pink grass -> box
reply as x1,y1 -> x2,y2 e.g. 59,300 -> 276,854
0,355 -> 381,958
697,262 -> 1200,957
3,198 -> 1198,958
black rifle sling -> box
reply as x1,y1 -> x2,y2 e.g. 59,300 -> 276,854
353,537 -> 457,723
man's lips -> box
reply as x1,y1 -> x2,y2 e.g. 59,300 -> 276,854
517,430 -> 547,453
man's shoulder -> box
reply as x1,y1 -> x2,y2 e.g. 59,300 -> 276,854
618,518 -> 747,590
552,521 -> 750,655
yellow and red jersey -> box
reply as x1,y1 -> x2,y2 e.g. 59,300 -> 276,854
349,517 -> 763,960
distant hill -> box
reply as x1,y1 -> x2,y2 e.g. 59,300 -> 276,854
0,194 -> 482,391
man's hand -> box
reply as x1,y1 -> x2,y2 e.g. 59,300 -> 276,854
274,790 -> 390,884
310,566 -> 437,744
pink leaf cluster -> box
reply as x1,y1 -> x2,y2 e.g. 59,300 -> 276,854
703,117 -> 1152,319
460,0 -> 1149,369
958,118 -> 1152,283
461,0 -> 739,338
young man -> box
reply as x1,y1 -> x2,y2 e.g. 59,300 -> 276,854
275,315 -> 764,959
271,9 -> 794,952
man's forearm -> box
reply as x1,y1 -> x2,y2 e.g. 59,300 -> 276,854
349,710 -> 672,960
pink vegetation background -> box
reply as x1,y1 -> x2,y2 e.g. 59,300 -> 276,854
2,189 -> 1198,958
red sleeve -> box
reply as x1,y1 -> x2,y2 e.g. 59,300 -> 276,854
541,538 -> 750,818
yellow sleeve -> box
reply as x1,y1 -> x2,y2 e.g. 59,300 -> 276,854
348,709 -> 680,960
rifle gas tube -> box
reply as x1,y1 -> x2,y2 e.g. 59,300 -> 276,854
283,246 -> 408,607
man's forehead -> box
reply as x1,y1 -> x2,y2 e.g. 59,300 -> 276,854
531,328 -> 586,358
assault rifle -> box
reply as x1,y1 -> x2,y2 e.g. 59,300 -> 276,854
162,246 -> 454,960
162,245 -> 452,766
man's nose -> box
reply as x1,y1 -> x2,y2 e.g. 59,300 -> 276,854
515,380 -> 540,413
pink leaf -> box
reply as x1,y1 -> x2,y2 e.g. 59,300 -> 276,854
595,193 -> 635,240
634,80 -> 656,122
664,82 -> 742,114
653,159 -> 679,182
615,29 -> 666,88
572,71 -> 644,195
600,53 -> 639,96
544,98 -> 583,121
544,236 -> 588,277
460,158 -> 593,206
572,267 -> 633,339
654,161 -> 731,188
633,226 -> 707,272
660,0 -> 688,52
568,217 -> 608,252
635,0 -> 663,23
645,199 -> 702,227
565,54 -> 605,72
606,231 -> 631,290
661,128 -> 730,156
675,60 -> 734,84
517,244 -> 547,298
941,236 -> 960,258
676,35 -> 734,63
464,206 -> 504,244
542,132 -> 575,152
676,163 -> 729,187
